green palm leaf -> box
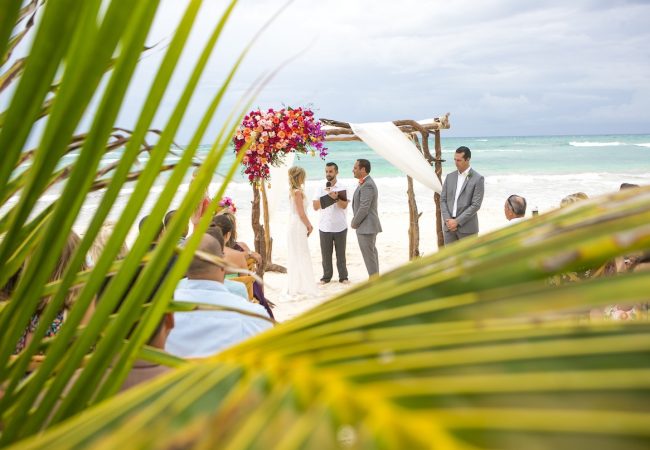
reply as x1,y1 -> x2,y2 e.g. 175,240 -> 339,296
7,188 -> 650,450
0,0 -> 265,442
1,0 -> 649,448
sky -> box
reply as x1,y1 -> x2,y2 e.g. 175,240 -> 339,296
118,0 -> 650,141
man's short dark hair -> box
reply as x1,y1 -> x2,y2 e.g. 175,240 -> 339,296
187,234 -> 222,276
205,225 -> 225,248
325,162 -> 338,172
138,214 -> 164,239
456,146 -> 471,160
356,159 -> 371,174
138,215 -> 149,231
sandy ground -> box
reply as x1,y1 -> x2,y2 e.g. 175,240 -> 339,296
236,207 -> 504,323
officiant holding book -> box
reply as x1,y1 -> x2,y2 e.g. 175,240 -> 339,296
312,162 -> 349,284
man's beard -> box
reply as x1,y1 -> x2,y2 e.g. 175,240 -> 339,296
326,175 -> 335,181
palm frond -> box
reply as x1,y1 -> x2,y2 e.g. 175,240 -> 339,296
9,188 -> 650,450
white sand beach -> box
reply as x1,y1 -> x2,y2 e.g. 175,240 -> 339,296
103,170 -> 646,324
217,169 -> 648,322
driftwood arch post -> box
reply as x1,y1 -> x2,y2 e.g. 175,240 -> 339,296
321,114 -> 450,259
251,182 -> 285,277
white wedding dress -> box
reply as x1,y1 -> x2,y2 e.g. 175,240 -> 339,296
286,189 -> 317,296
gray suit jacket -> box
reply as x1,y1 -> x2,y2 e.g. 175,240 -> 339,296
351,176 -> 382,234
440,168 -> 485,234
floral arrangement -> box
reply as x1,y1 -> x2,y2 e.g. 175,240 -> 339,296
217,196 -> 236,213
233,107 -> 327,183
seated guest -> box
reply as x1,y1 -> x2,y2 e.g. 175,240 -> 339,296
202,226 -> 249,300
220,212 -> 262,266
209,215 -> 249,273
13,231 -> 93,354
96,255 -> 178,392
165,235 -> 273,358
560,192 -> 589,207
87,221 -> 129,266
210,215 -> 274,318
138,214 -> 164,244
504,194 -> 527,223
163,210 -> 189,245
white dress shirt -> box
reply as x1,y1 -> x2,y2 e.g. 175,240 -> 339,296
166,279 -> 273,358
312,180 -> 348,233
452,167 -> 471,217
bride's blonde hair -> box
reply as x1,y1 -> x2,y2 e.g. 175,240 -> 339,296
288,166 -> 306,193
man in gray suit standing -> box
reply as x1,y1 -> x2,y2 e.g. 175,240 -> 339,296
441,146 -> 485,244
351,159 -> 382,276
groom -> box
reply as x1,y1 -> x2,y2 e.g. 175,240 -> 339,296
351,159 -> 382,277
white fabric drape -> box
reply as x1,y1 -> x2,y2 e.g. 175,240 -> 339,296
266,153 -> 295,222
350,122 -> 442,193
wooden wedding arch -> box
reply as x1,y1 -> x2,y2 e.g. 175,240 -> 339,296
251,113 -> 450,276
321,113 -> 450,259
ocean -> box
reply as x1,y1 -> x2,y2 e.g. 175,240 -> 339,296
187,134 -> 650,233
202,133 -> 650,181
11,133 -> 649,237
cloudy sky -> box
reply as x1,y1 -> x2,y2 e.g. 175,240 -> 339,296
122,0 -> 650,140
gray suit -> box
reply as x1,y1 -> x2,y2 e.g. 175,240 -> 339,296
352,176 -> 382,276
440,168 -> 485,244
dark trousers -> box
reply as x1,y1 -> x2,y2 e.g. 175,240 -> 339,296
319,229 -> 348,282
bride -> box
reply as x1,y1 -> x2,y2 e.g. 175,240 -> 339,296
286,166 -> 317,295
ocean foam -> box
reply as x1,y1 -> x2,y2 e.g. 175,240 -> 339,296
634,143 -> 650,148
569,141 -> 624,147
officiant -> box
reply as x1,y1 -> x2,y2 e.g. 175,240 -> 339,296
312,162 -> 350,284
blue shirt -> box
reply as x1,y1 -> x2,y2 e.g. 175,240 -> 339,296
166,279 -> 273,358
177,277 -> 248,300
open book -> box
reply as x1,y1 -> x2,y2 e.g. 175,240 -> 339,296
319,189 -> 347,209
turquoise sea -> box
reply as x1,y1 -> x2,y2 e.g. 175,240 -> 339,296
202,133 -> 650,181
25,133 -> 647,236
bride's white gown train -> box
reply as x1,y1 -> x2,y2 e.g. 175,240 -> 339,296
286,190 -> 317,296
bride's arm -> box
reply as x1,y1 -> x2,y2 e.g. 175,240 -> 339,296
293,190 -> 314,236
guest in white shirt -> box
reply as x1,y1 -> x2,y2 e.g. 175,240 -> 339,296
504,194 -> 527,224
312,162 -> 349,284
166,234 -> 273,358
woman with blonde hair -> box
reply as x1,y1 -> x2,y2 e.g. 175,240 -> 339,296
286,166 -> 316,295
